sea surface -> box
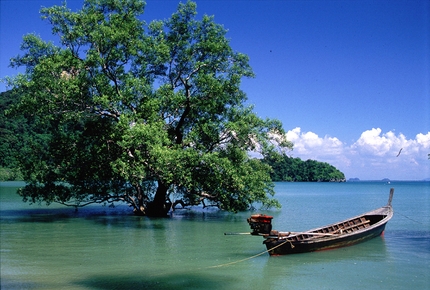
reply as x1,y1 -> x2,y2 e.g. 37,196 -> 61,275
1,181 -> 429,289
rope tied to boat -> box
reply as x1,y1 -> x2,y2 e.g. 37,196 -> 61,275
147,239 -> 291,279
206,239 -> 291,269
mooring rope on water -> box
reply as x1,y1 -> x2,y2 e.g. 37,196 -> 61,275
396,210 -> 424,224
147,239 -> 290,278
205,239 -> 290,269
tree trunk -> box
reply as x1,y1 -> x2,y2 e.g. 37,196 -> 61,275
146,181 -> 171,217
133,183 -> 146,216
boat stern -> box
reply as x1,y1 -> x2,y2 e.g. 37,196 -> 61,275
247,214 -> 273,235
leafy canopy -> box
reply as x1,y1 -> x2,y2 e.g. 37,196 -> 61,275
5,0 -> 292,215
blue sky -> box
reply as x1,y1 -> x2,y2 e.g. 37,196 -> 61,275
1,0 -> 429,180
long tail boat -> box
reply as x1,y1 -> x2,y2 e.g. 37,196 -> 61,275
247,188 -> 394,256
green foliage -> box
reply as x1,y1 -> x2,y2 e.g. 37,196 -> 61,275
0,90 -> 32,181
0,91 -> 19,173
0,167 -> 23,181
4,0 -> 292,215
262,153 -> 345,182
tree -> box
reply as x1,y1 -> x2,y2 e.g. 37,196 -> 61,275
5,0 -> 292,216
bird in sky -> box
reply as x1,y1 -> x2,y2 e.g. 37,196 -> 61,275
396,148 -> 403,157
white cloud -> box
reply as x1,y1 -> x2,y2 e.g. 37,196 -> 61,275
351,128 -> 430,159
416,132 -> 430,148
285,127 -> 430,180
286,127 -> 344,157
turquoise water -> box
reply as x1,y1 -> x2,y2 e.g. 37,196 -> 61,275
1,181 -> 429,289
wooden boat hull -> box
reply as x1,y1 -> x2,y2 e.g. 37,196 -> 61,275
264,213 -> 389,255
262,189 -> 394,256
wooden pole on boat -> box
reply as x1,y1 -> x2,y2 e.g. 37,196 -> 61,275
388,188 -> 394,206
224,232 -> 252,235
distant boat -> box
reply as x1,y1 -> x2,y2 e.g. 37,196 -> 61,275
246,188 -> 394,256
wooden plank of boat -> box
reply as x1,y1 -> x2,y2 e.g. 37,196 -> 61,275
257,188 -> 394,256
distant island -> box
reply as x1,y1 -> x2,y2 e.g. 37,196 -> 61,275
347,178 -> 430,182
262,154 -> 345,182
349,178 -> 390,182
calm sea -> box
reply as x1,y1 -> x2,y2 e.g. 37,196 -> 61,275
1,181 -> 429,289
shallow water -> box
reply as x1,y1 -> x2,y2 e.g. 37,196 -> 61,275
1,181 -> 429,289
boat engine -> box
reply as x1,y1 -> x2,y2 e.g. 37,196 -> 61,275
247,214 -> 273,235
